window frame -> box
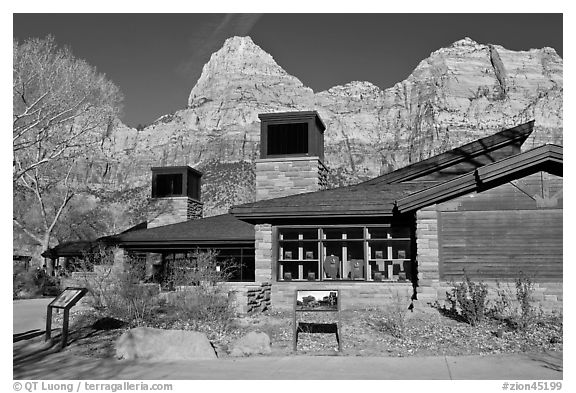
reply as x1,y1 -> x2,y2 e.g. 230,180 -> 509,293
276,224 -> 414,282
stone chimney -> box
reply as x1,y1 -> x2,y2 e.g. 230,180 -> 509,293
256,111 -> 328,201
148,166 -> 203,228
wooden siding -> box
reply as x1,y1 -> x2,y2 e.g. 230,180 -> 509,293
437,173 -> 562,282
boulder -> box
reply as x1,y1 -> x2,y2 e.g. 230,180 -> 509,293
229,331 -> 271,357
115,327 -> 217,360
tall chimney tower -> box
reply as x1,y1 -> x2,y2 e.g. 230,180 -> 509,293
148,166 -> 203,228
256,111 -> 328,201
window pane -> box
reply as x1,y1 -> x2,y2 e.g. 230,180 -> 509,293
280,229 -> 299,240
156,174 -> 183,197
368,227 -> 390,239
346,228 -> 364,239
302,261 -> 318,280
302,242 -> 318,260
324,228 -> 344,240
268,123 -> 308,155
280,242 -> 299,260
301,228 -> 319,240
280,261 -> 300,280
343,242 -> 364,279
368,226 -> 410,239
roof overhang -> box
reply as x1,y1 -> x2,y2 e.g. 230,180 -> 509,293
369,120 -> 535,184
395,144 -> 562,213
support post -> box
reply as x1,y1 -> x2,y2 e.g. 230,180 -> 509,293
45,306 -> 52,341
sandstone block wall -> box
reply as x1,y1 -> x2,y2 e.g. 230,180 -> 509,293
254,224 -> 273,282
255,157 -> 328,201
415,207 -> 440,302
271,281 -> 414,311
148,197 -> 203,228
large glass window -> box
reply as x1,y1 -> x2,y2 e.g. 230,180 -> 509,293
155,174 -> 183,197
267,123 -> 309,155
277,226 -> 414,282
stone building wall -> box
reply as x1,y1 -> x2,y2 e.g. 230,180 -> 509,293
148,197 -> 203,228
255,157 -> 328,201
254,224 -> 273,283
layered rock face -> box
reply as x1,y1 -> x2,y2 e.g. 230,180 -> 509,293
100,36 -> 562,216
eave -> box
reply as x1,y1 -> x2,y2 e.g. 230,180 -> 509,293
395,144 -> 562,213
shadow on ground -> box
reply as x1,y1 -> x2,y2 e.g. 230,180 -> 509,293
528,351 -> 563,373
13,326 -> 130,380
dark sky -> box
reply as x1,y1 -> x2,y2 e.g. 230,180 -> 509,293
13,14 -> 563,127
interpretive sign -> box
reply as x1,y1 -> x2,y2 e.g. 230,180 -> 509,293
295,290 -> 338,311
46,287 -> 88,348
293,289 -> 341,351
49,287 -> 87,309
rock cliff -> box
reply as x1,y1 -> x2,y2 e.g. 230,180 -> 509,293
90,36 -> 564,217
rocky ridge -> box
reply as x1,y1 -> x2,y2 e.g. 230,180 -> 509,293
89,36 -> 564,217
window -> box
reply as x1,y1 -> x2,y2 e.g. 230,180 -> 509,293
151,167 -> 202,200
277,226 -> 414,282
156,174 -> 183,197
267,123 -> 308,155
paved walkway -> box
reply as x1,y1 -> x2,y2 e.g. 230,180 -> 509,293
14,344 -> 562,380
13,297 -> 54,336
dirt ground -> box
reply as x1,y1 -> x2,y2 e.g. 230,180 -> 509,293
44,304 -> 562,360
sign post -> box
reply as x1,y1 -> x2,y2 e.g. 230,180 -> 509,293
45,287 -> 88,348
293,289 -> 341,352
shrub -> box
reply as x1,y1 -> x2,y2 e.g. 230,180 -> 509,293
446,274 -> 488,326
13,263 -> 60,298
77,246 -> 159,326
515,274 -> 540,331
490,281 -> 516,320
369,292 -> 410,338
160,250 -> 238,334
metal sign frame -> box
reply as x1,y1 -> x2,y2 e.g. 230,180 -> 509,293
45,287 -> 88,348
293,289 -> 342,352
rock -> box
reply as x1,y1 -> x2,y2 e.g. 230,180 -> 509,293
229,331 -> 272,357
115,327 -> 217,360
15,35 -> 563,251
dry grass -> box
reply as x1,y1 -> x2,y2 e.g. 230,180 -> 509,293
53,303 -> 562,359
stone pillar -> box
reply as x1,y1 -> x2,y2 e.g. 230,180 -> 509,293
254,224 -> 273,282
255,157 -> 328,202
148,197 -> 203,228
112,247 -> 126,274
415,206 -> 441,302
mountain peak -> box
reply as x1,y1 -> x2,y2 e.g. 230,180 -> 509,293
221,36 -> 257,50
451,37 -> 481,47
188,36 -> 294,106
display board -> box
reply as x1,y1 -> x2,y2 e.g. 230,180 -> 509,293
46,287 -> 88,348
295,290 -> 339,311
293,289 -> 341,351
49,287 -> 87,309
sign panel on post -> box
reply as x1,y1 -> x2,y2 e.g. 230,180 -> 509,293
293,289 -> 341,352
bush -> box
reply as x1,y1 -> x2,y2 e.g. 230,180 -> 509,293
160,250 -> 237,334
77,247 -> 237,331
368,292 -> 410,338
77,246 -> 159,326
515,274 -> 540,331
13,264 -> 60,299
488,275 -> 541,332
446,275 -> 488,326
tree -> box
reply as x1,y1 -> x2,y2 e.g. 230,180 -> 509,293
13,36 -> 124,272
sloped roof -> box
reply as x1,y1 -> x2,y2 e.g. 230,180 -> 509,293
365,120 -> 535,185
113,213 -> 254,246
395,144 -> 563,212
231,121 -> 536,220
41,240 -> 95,258
230,181 -> 433,220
